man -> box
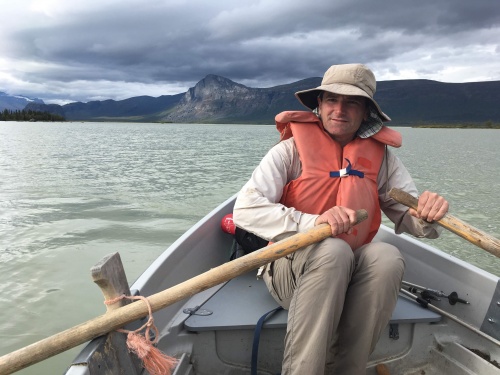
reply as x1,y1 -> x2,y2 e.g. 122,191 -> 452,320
233,63 -> 448,374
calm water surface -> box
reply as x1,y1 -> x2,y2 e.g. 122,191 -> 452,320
0,122 -> 498,373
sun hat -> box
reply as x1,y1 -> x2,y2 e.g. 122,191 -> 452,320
295,63 -> 391,122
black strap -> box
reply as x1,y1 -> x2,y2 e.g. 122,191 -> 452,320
251,306 -> 283,375
235,227 -> 268,253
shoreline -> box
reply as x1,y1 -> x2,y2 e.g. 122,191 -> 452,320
411,124 -> 500,129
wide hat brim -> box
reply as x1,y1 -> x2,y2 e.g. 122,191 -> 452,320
295,83 -> 391,122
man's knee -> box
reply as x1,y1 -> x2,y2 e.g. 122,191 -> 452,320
357,242 -> 405,279
306,238 -> 355,272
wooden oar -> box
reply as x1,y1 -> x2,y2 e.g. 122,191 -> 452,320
389,188 -> 500,258
0,210 -> 368,374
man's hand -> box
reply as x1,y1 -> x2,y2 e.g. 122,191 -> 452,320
315,206 -> 358,237
409,190 -> 449,222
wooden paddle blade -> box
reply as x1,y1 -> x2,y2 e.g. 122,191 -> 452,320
389,188 -> 500,258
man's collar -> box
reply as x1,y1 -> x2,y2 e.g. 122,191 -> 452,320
357,106 -> 384,138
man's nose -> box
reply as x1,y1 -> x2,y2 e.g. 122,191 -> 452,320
333,100 -> 346,113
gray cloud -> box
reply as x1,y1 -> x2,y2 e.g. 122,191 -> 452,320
1,0 -> 499,104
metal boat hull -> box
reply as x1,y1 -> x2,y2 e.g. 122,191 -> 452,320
66,195 -> 500,374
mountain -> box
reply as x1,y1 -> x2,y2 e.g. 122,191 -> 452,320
25,94 -> 183,122
156,74 -> 316,123
24,76 -> 500,125
375,79 -> 500,125
0,92 -> 44,111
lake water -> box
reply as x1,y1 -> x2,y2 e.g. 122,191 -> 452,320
0,122 -> 499,374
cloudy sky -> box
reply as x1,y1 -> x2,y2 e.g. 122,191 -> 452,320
1,0 -> 499,104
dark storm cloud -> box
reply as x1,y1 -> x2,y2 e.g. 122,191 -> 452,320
1,0 -> 499,103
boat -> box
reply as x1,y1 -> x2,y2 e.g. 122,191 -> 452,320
62,193 -> 500,375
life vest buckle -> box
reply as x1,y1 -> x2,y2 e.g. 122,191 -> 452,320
330,158 -> 365,179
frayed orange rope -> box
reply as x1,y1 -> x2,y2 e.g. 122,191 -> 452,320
105,294 -> 177,375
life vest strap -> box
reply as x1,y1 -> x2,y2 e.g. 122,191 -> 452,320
330,158 -> 364,178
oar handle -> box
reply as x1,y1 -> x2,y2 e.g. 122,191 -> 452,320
0,209 -> 368,374
389,188 -> 500,258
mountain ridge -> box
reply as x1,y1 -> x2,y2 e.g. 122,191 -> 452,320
0,92 -> 44,111
20,75 -> 500,125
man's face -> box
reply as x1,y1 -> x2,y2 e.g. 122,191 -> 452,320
317,92 -> 367,143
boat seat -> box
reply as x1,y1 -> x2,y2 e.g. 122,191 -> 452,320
185,271 -> 441,332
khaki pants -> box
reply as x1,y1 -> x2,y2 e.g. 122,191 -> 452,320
263,238 -> 405,375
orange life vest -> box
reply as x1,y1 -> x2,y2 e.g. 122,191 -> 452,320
276,111 -> 402,250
